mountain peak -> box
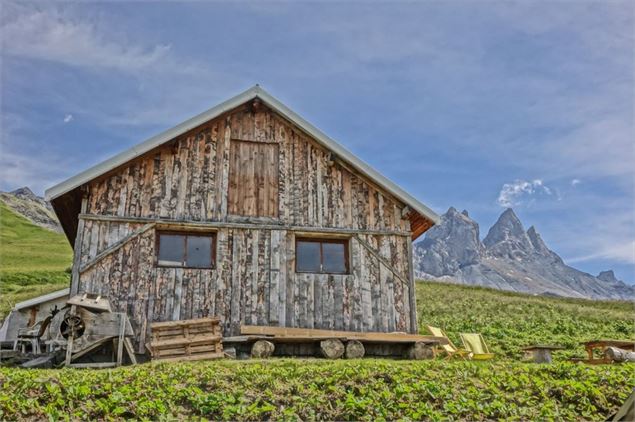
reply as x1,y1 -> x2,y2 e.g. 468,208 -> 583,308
483,208 -> 529,251
413,206 -> 635,300
9,187 -> 38,200
526,226 -> 543,245
597,270 -> 618,283
526,225 -> 562,262
414,206 -> 484,277
499,208 -> 522,226
1,186 -> 62,233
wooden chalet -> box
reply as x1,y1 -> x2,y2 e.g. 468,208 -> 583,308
45,86 -> 440,354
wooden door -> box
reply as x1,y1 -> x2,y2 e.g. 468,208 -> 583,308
228,140 -> 279,217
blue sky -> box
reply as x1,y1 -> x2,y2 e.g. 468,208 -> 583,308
1,1 -> 634,283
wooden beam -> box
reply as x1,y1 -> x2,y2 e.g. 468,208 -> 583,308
70,337 -> 111,361
69,362 -> 118,369
151,317 -> 220,329
64,305 -> 77,366
70,197 -> 88,296
124,338 -> 138,365
406,240 -> 418,334
116,313 -> 125,367
79,223 -> 155,274
78,214 -> 411,237
240,325 -> 448,345
354,235 -> 410,289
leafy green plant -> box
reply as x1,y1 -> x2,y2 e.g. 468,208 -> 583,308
0,360 -> 632,421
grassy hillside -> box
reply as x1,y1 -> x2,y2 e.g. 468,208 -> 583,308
1,359 -> 631,420
415,281 -> 634,360
0,202 -> 72,319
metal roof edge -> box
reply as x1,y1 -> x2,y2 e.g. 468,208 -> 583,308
45,85 -> 261,201
44,85 -> 440,225
14,288 -> 70,310
254,89 -> 440,225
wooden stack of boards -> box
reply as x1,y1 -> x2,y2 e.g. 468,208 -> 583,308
147,317 -> 223,362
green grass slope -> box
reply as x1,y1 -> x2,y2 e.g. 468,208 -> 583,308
0,202 -> 72,319
1,360 -> 632,421
416,280 -> 634,359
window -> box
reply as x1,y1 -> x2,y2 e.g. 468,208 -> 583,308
228,140 -> 279,217
157,232 -> 215,268
296,238 -> 349,274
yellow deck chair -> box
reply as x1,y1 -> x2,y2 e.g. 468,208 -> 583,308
426,326 -> 471,360
460,333 -> 495,360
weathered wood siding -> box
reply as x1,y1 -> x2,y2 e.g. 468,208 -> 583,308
86,104 -> 410,232
76,103 -> 417,350
78,221 -> 412,350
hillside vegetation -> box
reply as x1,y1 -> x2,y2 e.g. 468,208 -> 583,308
0,203 -> 72,319
0,359 -> 631,421
415,281 -> 634,359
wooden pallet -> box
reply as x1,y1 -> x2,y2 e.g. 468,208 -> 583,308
147,317 -> 223,361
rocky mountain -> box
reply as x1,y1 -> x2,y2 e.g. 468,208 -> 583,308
0,187 -> 62,233
414,207 -> 634,300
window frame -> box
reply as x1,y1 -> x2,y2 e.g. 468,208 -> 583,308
295,237 -> 350,275
155,230 -> 217,269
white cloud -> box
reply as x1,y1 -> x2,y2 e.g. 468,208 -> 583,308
0,2 -> 234,131
63,114 -> 73,123
497,179 -> 553,208
571,179 -> 581,187
567,241 -> 635,265
1,5 -> 171,72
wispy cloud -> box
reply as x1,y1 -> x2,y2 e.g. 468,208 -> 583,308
567,241 -> 635,265
63,114 -> 73,123
0,150 -> 73,195
1,4 -> 171,72
1,2 -> 239,131
497,179 -> 553,208
563,207 -> 635,266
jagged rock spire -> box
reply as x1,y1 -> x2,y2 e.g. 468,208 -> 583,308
414,206 -> 484,277
597,270 -> 619,283
527,225 -> 562,263
10,186 -> 38,200
483,208 -> 526,246
413,206 -> 634,300
483,208 -> 533,259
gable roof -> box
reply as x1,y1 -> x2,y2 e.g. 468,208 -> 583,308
45,85 -> 439,228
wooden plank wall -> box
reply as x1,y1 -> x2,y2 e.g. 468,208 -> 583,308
77,102 -> 419,350
78,222 -> 412,350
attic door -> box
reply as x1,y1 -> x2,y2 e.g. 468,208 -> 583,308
228,140 -> 279,217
